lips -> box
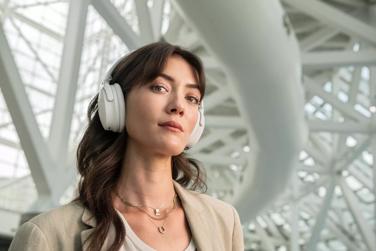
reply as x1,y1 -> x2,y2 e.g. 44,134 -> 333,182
159,121 -> 183,132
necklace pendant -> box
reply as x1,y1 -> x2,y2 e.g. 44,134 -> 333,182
157,226 -> 165,234
154,208 -> 160,216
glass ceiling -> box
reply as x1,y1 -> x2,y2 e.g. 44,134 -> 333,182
0,0 -> 375,250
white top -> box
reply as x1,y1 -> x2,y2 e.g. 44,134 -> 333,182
116,210 -> 196,251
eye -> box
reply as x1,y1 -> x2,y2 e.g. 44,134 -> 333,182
186,96 -> 200,105
150,84 -> 168,93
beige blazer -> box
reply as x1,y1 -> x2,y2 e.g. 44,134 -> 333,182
9,181 -> 244,251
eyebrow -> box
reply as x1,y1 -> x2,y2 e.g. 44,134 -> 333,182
157,73 -> 200,90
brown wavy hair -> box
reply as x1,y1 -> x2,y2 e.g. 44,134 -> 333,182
74,42 -> 207,251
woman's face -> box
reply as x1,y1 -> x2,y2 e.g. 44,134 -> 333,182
125,55 -> 202,156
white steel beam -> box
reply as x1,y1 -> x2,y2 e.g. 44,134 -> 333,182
290,172 -> 299,251
0,107 -> 51,130
308,120 -> 369,133
369,65 -> 376,236
348,166 -> 372,192
298,164 -> 328,175
284,0 -> 376,45
0,136 -> 19,149
206,71 -> 227,89
262,215 -> 285,242
300,26 -> 339,52
0,25 -> 63,205
329,0 -> 366,8
299,7 -> 365,52
294,177 -> 329,203
162,9 -> 184,43
206,172 -> 234,192
301,203 -> 361,250
91,0 -> 142,50
200,55 -> 221,70
191,128 -> 234,153
9,18 -> 57,82
205,115 -> 245,129
309,134 -> 332,157
336,137 -> 370,171
306,179 -> 335,251
349,66 -> 362,105
0,176 -> 29,190
372,135 -> 376,240
7,8 -> 63,41
48,0 -> 89,164
331,73 -> 349,158
294,20 -> 321,35
212,134 -> 249,155
203,87 -> 231,111
304,143 -> 329,165
24,83 -> 54,97
193,153 -> 243,166
318,41 -> 348,50
134,0 -> 154,42
302,50 -> 376,69
255,221 -> 275,251
149,0 -> 165,41
304,76 -> 366,122
339,177 -> 376,251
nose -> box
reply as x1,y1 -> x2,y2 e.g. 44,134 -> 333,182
167,95 -> 184,116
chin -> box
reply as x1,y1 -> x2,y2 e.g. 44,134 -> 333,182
156,143 -> 185,156
167,147 -> 185,156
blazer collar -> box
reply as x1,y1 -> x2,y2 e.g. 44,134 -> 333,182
173,181 -> 215,251
81,206 -> 96,227
81,207 -> 117,251
80,206 -> 96,251
80,181 -> 215,251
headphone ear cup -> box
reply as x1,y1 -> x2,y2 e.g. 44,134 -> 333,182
113,83 -> 126,131
186,102 -> 205,149
98,82 -> 125,132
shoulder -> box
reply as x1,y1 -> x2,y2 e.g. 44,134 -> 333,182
174,181 -> 238,220
28,200 -> 85,230
193,190 -> 236,214
9,201 -> 86,251
186,190 -> 244,250
179,186 -> 238,224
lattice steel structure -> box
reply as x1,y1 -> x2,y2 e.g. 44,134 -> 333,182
0,0 -> 375,250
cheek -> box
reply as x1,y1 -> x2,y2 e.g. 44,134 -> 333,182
125,111 -> 155,145
187,109 -> 199,133
125,100 -> 145,133
124,95 -> 159,137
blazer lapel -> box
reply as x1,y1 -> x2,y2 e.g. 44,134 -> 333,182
80,228 -> 94,251
81,207 -> 119,251
80,206 -> 96,251
173,181 -> 216,251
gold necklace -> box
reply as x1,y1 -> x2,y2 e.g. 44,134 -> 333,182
115,191 -> 178,234
143,199 -> 177,234
115,190 -> 177,220
146,216 -> 167,234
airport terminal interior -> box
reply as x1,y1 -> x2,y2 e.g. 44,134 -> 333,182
0,0 -> 375,250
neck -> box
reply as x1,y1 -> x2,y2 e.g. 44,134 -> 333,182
115,141 -> 176,207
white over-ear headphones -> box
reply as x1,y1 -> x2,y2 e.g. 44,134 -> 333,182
97,55 -> 205,150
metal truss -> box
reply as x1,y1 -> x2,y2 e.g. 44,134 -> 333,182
0,1 -> 374,251
244,0 -> 376,250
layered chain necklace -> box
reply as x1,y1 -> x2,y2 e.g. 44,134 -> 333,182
115,190 -> 177,234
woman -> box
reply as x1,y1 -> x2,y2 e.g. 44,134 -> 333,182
9,42 -> 244,251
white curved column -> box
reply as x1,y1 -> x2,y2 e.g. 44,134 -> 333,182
172,0 -> 307,220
